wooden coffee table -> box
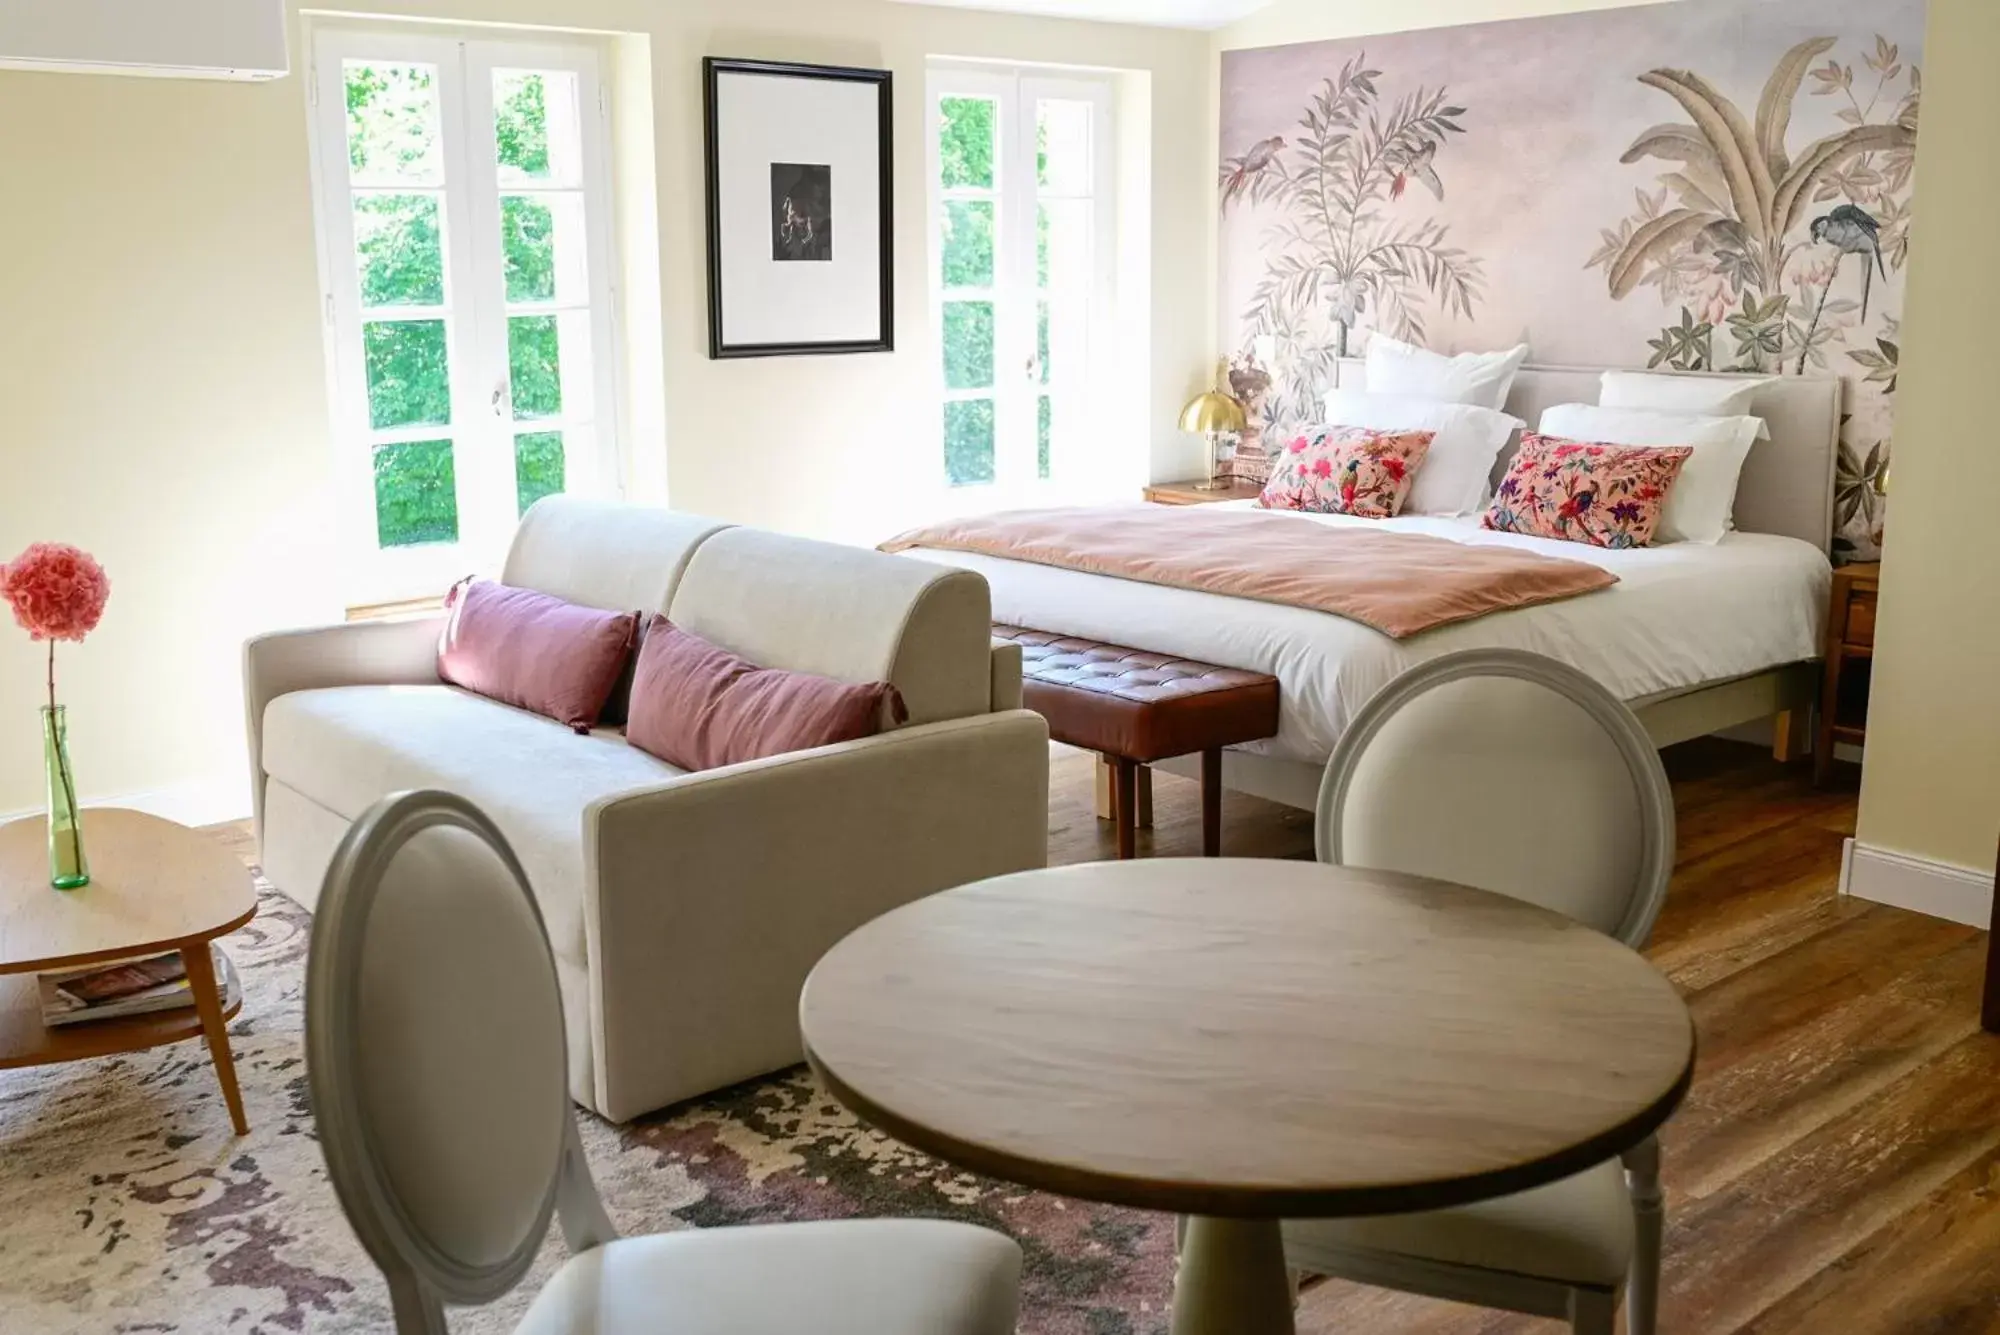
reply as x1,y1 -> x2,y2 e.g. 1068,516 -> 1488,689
801,859 -> 1695,1335
0,808 -> 257,1135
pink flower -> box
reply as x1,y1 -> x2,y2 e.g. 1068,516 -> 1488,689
1702,287 -> 1732,328
1311,456 -> 1334,478
1,543 -> 109,643
1289,436 -> 1310,454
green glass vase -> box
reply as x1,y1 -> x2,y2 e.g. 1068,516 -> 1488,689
42,705 -> 88,890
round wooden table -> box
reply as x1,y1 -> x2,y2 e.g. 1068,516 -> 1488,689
0,809 -> 257,1135
800,859 -> 1694,1335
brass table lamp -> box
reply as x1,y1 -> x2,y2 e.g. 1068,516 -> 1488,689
1179,390 -> 1248,491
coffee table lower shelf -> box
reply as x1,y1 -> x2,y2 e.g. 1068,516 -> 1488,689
0,971 -> 243,1071
0,963 -> 244,1071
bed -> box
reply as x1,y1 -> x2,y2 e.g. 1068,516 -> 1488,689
903,362 -> 1840,811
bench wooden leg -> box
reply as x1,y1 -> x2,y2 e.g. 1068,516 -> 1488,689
1201,749 -> 1222,857
1114,757 -> 1138,860
1773,709 -> 1807,765
1136,765 -> 1153,829
1095,754 -> 1114,821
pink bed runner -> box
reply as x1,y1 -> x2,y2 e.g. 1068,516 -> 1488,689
883,506 -> 1618,640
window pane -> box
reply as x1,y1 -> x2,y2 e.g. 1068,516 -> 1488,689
1038,394 -> 1052,480
1038,299 -> 1050,386
1038,202 -> 1050,288
515,430 -> 565,514
355,193 -> 443,307
493,71 -> 551,182
941,200 -> 994,289
938,97 -> 995,190
1037,99 -> 1093,194
510,315 -> 562,419
345,62 -> 443,186
1043,199 -> 1091,402
363,319 -> 451,429
501,195 -> 556,302
942,302 -> 994,390
1037,105 -> 1049,188
945,399 -> 995,487
373,439 -> 458,547
1044,199 -> 1090,288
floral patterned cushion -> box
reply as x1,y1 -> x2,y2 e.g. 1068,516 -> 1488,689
1482,432 -> 1692,549
1258,426 -> 1435,519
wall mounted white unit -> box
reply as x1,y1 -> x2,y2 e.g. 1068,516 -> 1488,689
0,0 -> 289,81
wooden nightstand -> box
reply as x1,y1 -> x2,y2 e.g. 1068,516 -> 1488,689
1142,478 -> 1264,506
1815,561 -> 1880,785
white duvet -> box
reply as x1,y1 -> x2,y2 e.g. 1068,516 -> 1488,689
901,504 -> 1831,765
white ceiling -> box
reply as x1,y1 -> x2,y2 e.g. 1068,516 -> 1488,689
890,0 -> 1273,31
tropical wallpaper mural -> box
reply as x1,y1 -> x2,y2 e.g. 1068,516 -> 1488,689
1217,0 -> 1926,560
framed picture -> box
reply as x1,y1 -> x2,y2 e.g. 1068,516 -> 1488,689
703,57 -> 894,359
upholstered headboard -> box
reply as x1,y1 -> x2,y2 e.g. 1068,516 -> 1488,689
1330,360 -> 1844,553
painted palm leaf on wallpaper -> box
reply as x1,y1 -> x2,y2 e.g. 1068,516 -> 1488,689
1217,0 -> 1925,560
1589,34 -> 1918,554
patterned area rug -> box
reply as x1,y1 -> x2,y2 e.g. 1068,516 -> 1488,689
0,884 -> 1174,1334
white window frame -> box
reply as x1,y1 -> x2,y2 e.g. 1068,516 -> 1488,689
305,22 -> 625,605
926,64 -> 1114,505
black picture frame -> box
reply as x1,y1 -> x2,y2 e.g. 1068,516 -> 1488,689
703,57 -> 895,359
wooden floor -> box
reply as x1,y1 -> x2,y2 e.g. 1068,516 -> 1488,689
215,739 -> 1998,1332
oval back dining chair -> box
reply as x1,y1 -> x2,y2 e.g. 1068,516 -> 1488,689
307,790 -> 1023,1335
1317,648 -> 1675,946
1296,649 -> 1677,1335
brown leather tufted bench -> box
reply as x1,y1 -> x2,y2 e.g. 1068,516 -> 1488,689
992,625 -> 1279,859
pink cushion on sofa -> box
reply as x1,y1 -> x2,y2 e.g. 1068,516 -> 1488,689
625,616 -> 905,771
437,579 -> 639,732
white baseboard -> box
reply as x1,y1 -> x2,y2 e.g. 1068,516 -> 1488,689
1841,839 -> 1993,927
2,775 -> 251,831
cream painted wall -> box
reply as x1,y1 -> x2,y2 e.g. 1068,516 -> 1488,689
0,0 -> 1211,820
0,69 -> 341,822
1854,0 -> 2000,879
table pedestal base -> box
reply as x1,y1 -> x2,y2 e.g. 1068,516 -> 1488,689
1173,1216 -> 1295,1335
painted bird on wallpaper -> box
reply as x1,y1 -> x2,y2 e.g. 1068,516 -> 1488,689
1218,136 -> 1287,205
1811,204 -> 1887,321
1385,139 -> 1443,201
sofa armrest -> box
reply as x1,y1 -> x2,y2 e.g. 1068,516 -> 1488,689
990,640 -> 1023,712
581,708 -> 1050,1121
242,616 -> 447,835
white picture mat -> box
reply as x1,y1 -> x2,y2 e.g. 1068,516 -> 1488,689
714,70 -> 884,348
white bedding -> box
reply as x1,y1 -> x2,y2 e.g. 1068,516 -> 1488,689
902,504 -> 1831,765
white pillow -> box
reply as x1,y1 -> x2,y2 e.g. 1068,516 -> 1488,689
1599,371 -> 1773,437
1537,403 -> 1762,546
1319,388 -> 1523,517
1364,333 -> 1529,411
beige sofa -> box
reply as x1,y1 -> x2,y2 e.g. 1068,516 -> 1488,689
244,499 -> 1050,1122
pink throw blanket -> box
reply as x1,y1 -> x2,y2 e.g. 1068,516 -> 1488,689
882,506 -> 1619,639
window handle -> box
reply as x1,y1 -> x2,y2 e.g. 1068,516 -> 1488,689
491,382 -> 509,417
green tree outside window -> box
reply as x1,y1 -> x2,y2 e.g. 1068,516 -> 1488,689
351,64 -> 571,547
